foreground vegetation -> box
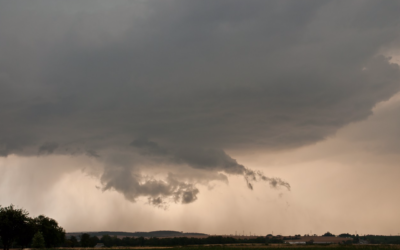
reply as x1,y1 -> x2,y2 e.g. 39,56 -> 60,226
2,204 -> 400,249
0,205 -> 65,250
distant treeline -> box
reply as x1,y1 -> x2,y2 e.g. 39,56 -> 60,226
63,233 -> 400,247
67,230 -> 207,238
338,234 -> 400,245
362,235 -> 400,244
64,235 -> 270,247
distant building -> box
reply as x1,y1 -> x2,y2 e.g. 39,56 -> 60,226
285,236 -> 352,245
287,241 -> 306,245
94,243 -> 104,248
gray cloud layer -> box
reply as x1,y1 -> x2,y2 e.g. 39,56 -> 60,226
1,0 -> 400,205
101,170 -> 199,208
131,137 -> 290,193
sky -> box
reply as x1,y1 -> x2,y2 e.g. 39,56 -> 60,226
1,0 -> 400,236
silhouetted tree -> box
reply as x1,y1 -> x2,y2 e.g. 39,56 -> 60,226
0,205 -> 30,250
63,236 -> 79,248
80,234 -> 91,247
323,232 -> 335,237
89,236 -> 99,247
70,236 -> 79,247
34,215 -> 65,247
32,232 -> 45,248
15,217 -> 36,248
63,239 -> 73,248
353,234 -> 360,244
100,235 -> 112,247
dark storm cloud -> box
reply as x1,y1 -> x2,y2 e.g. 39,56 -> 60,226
101,168 -> 199,206
244,168 -> 291,191
38,142 -> 58,155
148,197 -> 166,209
131,138 -> 244,173
131,138 -> 168,156
85,150 -> 100,158
131,138 -> 291,191
1,0 -> 400,204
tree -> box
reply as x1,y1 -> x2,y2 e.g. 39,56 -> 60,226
70,236 -> 79,247
89,236 -> 99,247
101,235 -> 112,247
353,234 -> 360,244
34,215 -> 65,247
0,205 -> 30,250
323,232 -> 335,237
80,233 -> 91,247
15,218 -> 36,248
31,232 -> 45,248
64,235 -> 79,248
63,239 -> 73,248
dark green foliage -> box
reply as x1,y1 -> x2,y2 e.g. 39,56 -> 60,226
265,238 -> 284,244
353,234 -> 360,244
95,235 -> 272,247
70,236 -> 79,247
0,205 -> 65,249
80,233 -> 91,247
100,235 -> 112,247
338,233 -> 353,238
337,233 -> 400,244
80,230 -> 208,238
362,235 -> 400,244
322,232 -> 335,237
88,234 -> 400,247
90,236 -> 99,247
0,205 -> 30,250
32,232 -> 45,248
34,215 -> 65,248
15,218 -> 36,248
77,234 -> 99,247
63,235 -> 79,248
63,239 -> 73,248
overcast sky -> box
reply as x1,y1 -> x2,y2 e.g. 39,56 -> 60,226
1,0 -> 400,235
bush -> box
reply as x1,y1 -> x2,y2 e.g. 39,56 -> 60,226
32,232 -> 46,248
